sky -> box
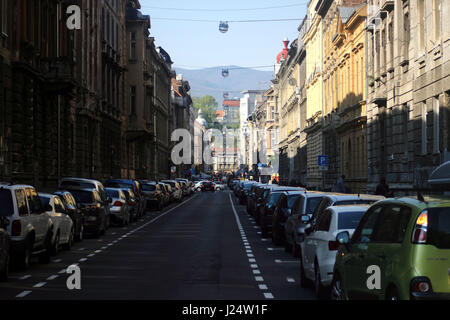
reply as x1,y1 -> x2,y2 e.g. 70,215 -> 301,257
139,0 -> 308,71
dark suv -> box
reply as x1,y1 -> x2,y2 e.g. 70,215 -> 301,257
54,191 -> 85,242
67,188 -> 109,238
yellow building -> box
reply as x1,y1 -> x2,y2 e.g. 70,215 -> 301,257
321,1 -> 367,192
303,0 -> 324,189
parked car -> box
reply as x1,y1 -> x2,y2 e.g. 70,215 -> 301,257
249,184 -> 275,218
332,196 -> 450,300
157,183 -> 170,206
194,180 -> 208,191
259,189 -> 285,237
0,183 -> 54,269
121,188 -> 139,221
161,180 -> 182,202
141,182 -> 163,211
239,181 -> 258,204
105,179 -> 145,217
309,193 -> 385,230
201,181 -> 215,192
214,182 -> 226,191
67,188 -> 108,238
105,188 -> 130,226
246,183 -> 263,215
300,205 -> 369,298
256,186 -> 302,225
59,178 -> 111,228
271,191 -> 305,246
176,179 -> 191,196
285,192 -> 327,257
0,215 -> 11,281
54,191 -> 84,242
39,193 -> 75,253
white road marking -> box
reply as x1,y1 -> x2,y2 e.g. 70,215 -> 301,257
52,259 -> 62,263
95,250 -> 102,253
287,277 -> 295,283
78,248 -> 85,251
33,282 -> 46,288
16,291 -> 32,298
247,254 -> 254,257
79,258 -> 87,262
258,284 -> 268,290
249,258 -> 256,263
47,275 -> 59,281
267,247 -> 284,251
254,226 -> 259,229
58,268 -> 67,274
253,269 -> 261,274
250,264 -> 258,268
255,276 -> 264,282
275,259 -> 299,263
264,293 -> 274,299
19,275 -> 31,280
257,231 -> 261,234
88,254 -> 95,257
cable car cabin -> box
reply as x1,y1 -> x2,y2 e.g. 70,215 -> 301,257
222,69 -> 229,77
219,21 -> 229,33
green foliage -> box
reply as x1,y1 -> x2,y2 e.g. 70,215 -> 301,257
193,95 -> 219,128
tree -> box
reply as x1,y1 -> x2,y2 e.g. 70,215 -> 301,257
193,95 -> 222,129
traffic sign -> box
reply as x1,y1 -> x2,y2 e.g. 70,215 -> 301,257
318,155 -> 328,166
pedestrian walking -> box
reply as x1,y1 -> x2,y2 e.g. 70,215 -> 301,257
336,175 -> 347,193
375,177 -> 391,197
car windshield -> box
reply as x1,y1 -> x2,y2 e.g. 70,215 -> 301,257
268,193 -> 282,206
61,180 -> 95,189
428,207 -> 450,249
106,189 -> 119,198
288,194 -> 301,208
106,181 -> 133,189
306,197 -> 324,215
142,184 -> 156,191
244,184 -> 253,190
39,196 -> 51,208
338,211 -> 366,229
0,189 -> 14,216
70,190 -> 93,204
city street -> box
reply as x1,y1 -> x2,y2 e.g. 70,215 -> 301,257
0,190 -> 314,300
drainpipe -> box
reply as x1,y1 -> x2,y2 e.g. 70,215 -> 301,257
57,2 -> 61,185
364,12 -> 370,193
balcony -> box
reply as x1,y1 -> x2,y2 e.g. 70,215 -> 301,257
40,57 -> 76,94
380,0 -> 394,12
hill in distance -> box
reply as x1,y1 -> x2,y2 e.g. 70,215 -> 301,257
173,66 -> 274,107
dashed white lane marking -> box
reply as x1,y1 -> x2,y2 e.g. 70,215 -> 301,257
95,250 -> 102,253
257,231 -> 262,234
275,259 -> 300,264
247,254 -> 254,257
259,284 -> 268,290
249,258 -> 256,263
47,275 -> 59,281
250,264 -> 258,268
246,250 -> 252,253
16,291 -> 32,298
267,247 -> 284,251
253,269 -> 261,274
33,282 -> 46,288
78,248 -> 85,251
20,275 -> 31,280
88,254 -> 95,257
79,258 -> 87,262
253,226 -> 259,229
58,268 -> 66,274
261,238 -> 270,241
52,259 -> 62,263
255,276 -> 264,282
264,293 -> 274,299
287,277 -> 295,283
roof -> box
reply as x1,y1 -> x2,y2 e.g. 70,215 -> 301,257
215,110 -> 224,117
223,100 -> 240,107
327,205 -> 370,213
339,3 -> 365,24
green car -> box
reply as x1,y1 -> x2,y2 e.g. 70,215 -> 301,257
332,196 -> 450,300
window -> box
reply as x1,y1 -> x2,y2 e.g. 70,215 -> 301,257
433,0 -> 441,41
403,11 -> 410,59
352,206 -> 384,243
338,211 -> 366,230
418,0 -> 425,51
130,32 -> 136,60
130,86 -> 136,114
25,188 -> 43,214
53,197 -> 66,214
371,205 -> 411,243
421,101 -> 427,155
316,209 -> 332,232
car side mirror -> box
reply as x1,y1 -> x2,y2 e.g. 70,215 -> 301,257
336,231 -> 350,245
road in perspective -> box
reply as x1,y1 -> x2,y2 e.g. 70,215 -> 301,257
0,189 -> 313,300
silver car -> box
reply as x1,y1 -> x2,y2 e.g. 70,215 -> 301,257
105,188 -> 130,226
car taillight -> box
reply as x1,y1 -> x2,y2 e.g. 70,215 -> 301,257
113,201 -> 123,207
411,277 -> 433,295
12,220 -> 21,236
412,210 -> 428,244
328,241 -> 339,251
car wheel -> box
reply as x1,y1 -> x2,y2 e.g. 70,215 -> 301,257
299,252 -> 310,288
386,287 -> 400,300
331,273 -> 346,300
39,233 -> 52,264
63,229 -> 73,251
314,263 -> 327,300
0,253 -> 9,281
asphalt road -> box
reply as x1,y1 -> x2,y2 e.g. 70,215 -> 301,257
0,190 -> 315,300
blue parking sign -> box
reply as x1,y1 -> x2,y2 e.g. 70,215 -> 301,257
318,155 -> 328,166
